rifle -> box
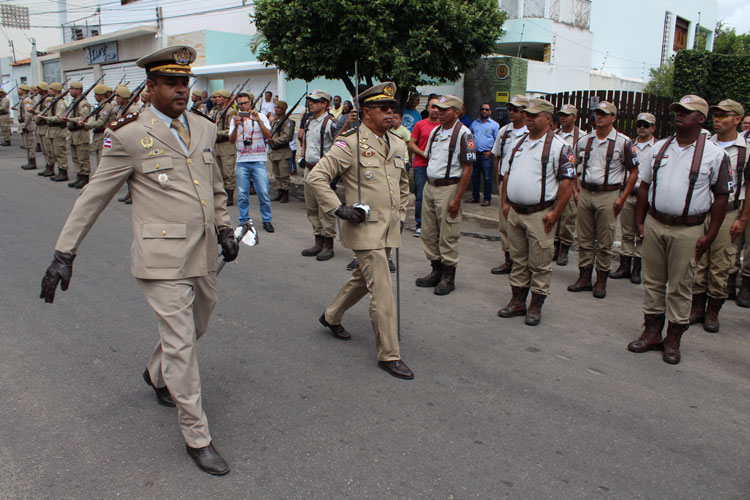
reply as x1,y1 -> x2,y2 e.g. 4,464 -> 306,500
32,78 -> 70,112
61,75 -> 104,120
214,78 -> 250,125
80,80 -> 129,122
250,80 -> 272,111
270,92 -> 306,137
38,82 -> 73,117
115,79 -> 147,119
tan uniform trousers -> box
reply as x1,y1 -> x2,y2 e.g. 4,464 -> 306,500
324,248 -> 400,362
692,208 -> 738,299
269,158 -> 290,190
508,207 -> 555,295
216,154 -> 236,191
497,179 -> 509,252
138,273 -> 217,449
0,116 -> 11,142
41,134 -> 54,165
22,132 -> 35,160
735,214 -> 750,277
577,188 -> 619,271
70,143 -> 91,176
642,217 -> 702,324
422,182 -> 462,267
619,195 -> 642,258
303,166 -> 337,238
52,136 -> 68,169
554,195 -> 577,247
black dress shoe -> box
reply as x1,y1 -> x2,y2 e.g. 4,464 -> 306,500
263,222 -> 275,233
346,258 -> 358,271
142,369 -> 176,407
186,442 -> 230,476
319,313 -> 351,340
378,360 -> 414,380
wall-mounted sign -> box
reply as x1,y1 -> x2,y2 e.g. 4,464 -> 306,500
86,42 -> 118,65
496,91 -> 509,103
496,64 -> 510,80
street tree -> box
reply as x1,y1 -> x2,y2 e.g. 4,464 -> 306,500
251,0 -> 505,103
643,59 -> 674,97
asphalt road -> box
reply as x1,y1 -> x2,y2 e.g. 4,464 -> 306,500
1,142 -> 748,500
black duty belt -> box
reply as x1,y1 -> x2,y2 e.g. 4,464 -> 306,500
0,111 -> 8,115
49,123 -> 66,128
270,144 -> 291,151
215,137 -> 230,143
648,207 -> 706,227
93,128 -> 106,134
427,177 -> 460,187
510,199 -> 555,214
581,181 -> 620,192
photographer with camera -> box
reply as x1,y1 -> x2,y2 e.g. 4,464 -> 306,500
229,92 -> 275,233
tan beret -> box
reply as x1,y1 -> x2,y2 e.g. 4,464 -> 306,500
49,82 -> 63,92
276,100 -> 288,110
69,81 -> 83,89
115,85 -> 131,99
93,84 -> 108,95
37,82 -> 49,91
191,88 -> 202,97
215,89 -> 231,98
19,84 -> 31,91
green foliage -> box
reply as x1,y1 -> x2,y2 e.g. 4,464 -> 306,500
713,21 -> 750,55
252,0 -> 505,100
673,50 -> 750,113
643,59 -> 674,97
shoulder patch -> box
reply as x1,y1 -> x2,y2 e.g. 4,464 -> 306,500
339,128 -> 356,137
335,140 -> 348,149
107,112 -> 139,130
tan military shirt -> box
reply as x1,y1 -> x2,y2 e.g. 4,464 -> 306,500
306,124 -> 409,250
629,137 -> 655,191
213,106 -> 237,156
575,128 -> 638,186
505,133 -> 576,205
268,116 -> 295,161
36,95 -> 51,134
0,97 -> 9,116
303,113 -> 336,164
425,122 -> 475,179
492,123 -> 527,176
556,127 -> 583,148
710,133 -> 749,203
67,98 -> 92,146
55,107 -> 232,280
21,95 -> 36,132
85,101 -> 114,133
45,98 -> 69,139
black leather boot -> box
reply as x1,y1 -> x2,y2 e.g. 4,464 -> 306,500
434,265 -> 456,295
610,255 -> 632,279
630,257 -> 642,284
627,314 -> 665,353
498,286 -> 528,317
416,260 -> 442,287
301,235 -> 323,256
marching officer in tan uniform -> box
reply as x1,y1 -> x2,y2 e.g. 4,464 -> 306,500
301,89 -> 338,260
210,89 -> 237,206
40,46 -> 237,475
83,84 -> 114,165
64,81 -> 93,189
0,88 -> 11,146
498,99 -> 576,325
35,82 -> 56,177
628,95 -> 731,365
568,101 -> 639,298
689,99 -> 750,331
490,94 -> 528,274
268,99 -> 295,203
19,84 -> 38,170
112,85 -> 131,117
43,82 -> 70,182
611,112 -> 656,284
191,88 -> 207,115
415,94 -> 476,295
554,103 -> 582,266
307,82 -> 413,380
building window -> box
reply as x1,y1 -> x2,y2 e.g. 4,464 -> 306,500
674,17 -> 689,51
695,26 -> 711,50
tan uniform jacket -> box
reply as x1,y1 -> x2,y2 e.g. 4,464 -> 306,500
0,97 -> 9,117
85,101 -> 113,132
67,99 -> 92,145
35,96 -> 51,134
45,99 -> 69,139
307,124 -> 409,250
21,95 -> 36,132
55,107 -> 231,280
268,117 -> 295,160
212,107 -> 237,156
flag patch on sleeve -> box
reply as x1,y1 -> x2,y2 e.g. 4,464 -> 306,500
335,140 -> 347,149
103,138 -> 112,148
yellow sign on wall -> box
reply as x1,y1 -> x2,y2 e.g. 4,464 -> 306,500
496,92 -> 509,103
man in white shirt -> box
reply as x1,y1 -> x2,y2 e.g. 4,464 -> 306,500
230,92 -> 275,232
260,91 -> 275,120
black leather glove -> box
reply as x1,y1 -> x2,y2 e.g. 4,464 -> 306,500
400,220 -> 404,233
298,158 -> 307,170
219,227 -> 239,262
335,205 -> 366,223
40,251 -> 75,304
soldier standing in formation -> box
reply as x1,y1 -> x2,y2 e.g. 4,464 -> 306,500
0,88 -> 11,146
628,95 -> 731,365
415,94 -> 476,295
689,99 -> 750,331
191,88 -> 207,114
65,81 -> 92,189
268,99 -> 295,203
112,85 -> 131,117
83,84 -> 114,166
19,84 -> 38,170
307,82 -> 414,380
567,101 -> 639,299
43,82 -> 70,183
610,112 -> 656,284
498,98 -> 576,325
210,89 -> 237,206
35,82 -> 55,177
553,103 -> 582,266
301,90 -> 338,261
40,46 -> 237,475
490,95 -> 528,274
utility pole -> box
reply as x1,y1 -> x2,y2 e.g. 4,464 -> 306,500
30,38 -> 38,83
9,40 -> 16,62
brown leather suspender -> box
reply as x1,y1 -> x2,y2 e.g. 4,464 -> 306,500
427,121 -> 463,179
582,134 -> 616,185
506,130 -> 555,204
651,134 -> 707,223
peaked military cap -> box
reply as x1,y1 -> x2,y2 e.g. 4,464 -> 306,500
136,45 -> 196,77
359,82 -> 397,106
669,95 -> 708,117
524,98 -> 555,115
215,89 -> 231,98
19,84 -> 31,91
434,94 -> 463,110
191,88 -> 202,97
559,103 -> 578,116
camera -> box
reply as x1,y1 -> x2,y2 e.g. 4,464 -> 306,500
243,139 -> 253,147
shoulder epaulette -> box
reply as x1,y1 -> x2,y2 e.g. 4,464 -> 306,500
107,112 -> 139,130
339,128 -> 356,137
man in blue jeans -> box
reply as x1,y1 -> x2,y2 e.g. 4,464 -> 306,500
229,92 -> 275,232
468,103 -> 499,206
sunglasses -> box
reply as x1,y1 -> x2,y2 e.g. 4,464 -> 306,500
636,121 -> 652,128
480,107 -> 491,111
713,112 -> 738,119
367,104 -> 395,112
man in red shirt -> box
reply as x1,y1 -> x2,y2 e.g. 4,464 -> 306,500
408,97 -> 441,236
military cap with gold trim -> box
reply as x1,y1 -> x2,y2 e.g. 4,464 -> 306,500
358,82 -> 397,106
49,82 -> 63,92
69,81 -> 83,89
136,45 -> 196,77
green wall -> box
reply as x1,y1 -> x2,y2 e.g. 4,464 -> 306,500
205,30 -> 256,65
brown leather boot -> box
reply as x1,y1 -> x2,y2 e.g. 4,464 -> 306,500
553,241 -> 560,261
609,255 -> 631,279
416,260 -> 442,287
662,322 -> 688,365
316,237 -> 335,261
726,273 -> 738,300
737,275 -> 750,308
593,270 -> 608,298
567,266 -> 593,292
38,164 -> 55,177
557,244 -> 570,266
703,296 -> 724,333
301,235 -> 324,257
498,286 -> 529,317
688,293 -> 707,324
67,175 -> 80,187
434,265 -> 456,295
21,157 -> 37,170
491,252 -> 512,275
51,168 -> 68,182
73,175 -> 89,189
226,189 -> 234,206
525,293 -> 546,326
628,313 -> 665,353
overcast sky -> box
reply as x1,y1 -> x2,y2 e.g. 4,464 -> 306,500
717,0 -> 750,33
